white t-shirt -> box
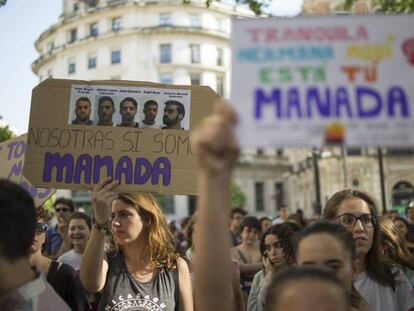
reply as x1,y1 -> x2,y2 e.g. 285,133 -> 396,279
354,269 -> 414,311
58,249 -> 83,270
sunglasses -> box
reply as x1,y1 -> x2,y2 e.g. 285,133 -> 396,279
55,208 -> 69,213
36,222 -> 48,233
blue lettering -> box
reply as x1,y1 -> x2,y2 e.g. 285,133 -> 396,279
388,86 -> 410,117
74,154 -> 93,184
254,88 -> 282,119
286,88 -> 302,118
306,87 -> 331,117
43,152 -> 74,183
115,156 -> 133,184
335,87 -> 353,118
357,87 -> 382,118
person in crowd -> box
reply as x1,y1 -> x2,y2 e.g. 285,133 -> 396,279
169,220 -> 186,257
264,266 -> 350,311
96,96 -> 116,126
286,213 -> 306,229
393,217 -> 414,253
386,209 -> 400,221
295,220 -> 368,311
44,197 -> 75,258
80,179 -> 193,310
162,100 -> 185,130
117,97 -> 139,128
72,97 -> 93,125
29,206 -> 89,310
248,223 -> 295,311
323,189 -> 414,311
259,217 -> 272,234
58,212 -> 92,270
185,214 -> 245,311
229,207 -> 247,246
0,179 -> 70,310
230,216 -> 262,295
405,202 -> 414,238
379,216 -> 414,286
190,102 -> 239,311
273,205 -> 288,224
141,100 -> 159,128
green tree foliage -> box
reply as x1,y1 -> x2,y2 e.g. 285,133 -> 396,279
0,125 -> 15,143
231,181 -> 247,208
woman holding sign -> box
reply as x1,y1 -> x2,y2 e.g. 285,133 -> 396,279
80,180 -> 193,311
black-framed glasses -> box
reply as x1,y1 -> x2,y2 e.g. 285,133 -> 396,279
55,207 -> 69,213
36,222 -> 48,233
336,213 -> 376,228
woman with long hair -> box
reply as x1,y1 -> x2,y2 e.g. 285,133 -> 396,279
295,220 -> 367,311
247,223 -> 295,311
323,189 -> 414,311
80,182 -> 193,311
379,216 -> 414,286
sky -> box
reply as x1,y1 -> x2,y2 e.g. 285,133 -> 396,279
0,0 -> 303,135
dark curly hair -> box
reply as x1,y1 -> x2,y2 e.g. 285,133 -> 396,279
260,223 -> 295,265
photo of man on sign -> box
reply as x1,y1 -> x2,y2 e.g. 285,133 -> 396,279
71,97 -> 93,125
162,100 -> 185,130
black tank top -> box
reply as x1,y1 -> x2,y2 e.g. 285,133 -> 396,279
97,251 -> 179,311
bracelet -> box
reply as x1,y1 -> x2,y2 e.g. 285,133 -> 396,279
92,218 -> 111,235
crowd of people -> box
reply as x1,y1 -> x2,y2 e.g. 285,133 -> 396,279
1,103 -> 414,310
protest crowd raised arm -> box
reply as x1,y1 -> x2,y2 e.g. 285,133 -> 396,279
3,4 -> 414,311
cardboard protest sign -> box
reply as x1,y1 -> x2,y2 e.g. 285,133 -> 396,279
0,134 -> 55,207
24,79 -> 219,194
231,15 -> 414,147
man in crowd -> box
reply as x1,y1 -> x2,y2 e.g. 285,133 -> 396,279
229,207 -> 247,247
273,205 -> 289,224
162,100 -> 185,130
0,179 -> 69,309
71,97 -> 93,125
117,97 -> 139,127
141,100 -> 159,128
44,197 -> 74,258
97,96 -> 115,126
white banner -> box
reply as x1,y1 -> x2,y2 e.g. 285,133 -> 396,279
230,15 -> 414,147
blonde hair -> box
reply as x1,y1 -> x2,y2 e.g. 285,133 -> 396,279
117,193 -> 178,269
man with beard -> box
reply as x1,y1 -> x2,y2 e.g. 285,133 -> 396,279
96,96 -> 115,126
141,100 -> 159,128
162,100 -> 185,130
71,97 -> 93,125
117,97 -> 139,128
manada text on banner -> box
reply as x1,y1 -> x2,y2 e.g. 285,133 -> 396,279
23,79 -> 219,194
230,15 -> 414,148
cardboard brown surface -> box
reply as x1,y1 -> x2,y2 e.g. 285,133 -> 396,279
24,79 -> 219,195
0,134 -> 56,207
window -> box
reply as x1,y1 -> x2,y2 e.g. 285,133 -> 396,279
189,14 -> 200,27
88,54 -> 97,69
159,13 -> 171,26
68,59 -> 76,75
275,183 -> 284,211
68,28 -> 77,43
190,73 -> 200,85
73,3 -> 79,12
216,76 -> 224,96
89,23 -> 98,37
217,18 -> 224,31
190,44 -> 200,64
112,17 -> 121,31
160,44 -> 171,63
47,70 -> 53,79
160,73 -> 173,84
46,41 -> 54,53
255,182 -> 264,212
217,47 -> 223,66
111,50 -> 121,65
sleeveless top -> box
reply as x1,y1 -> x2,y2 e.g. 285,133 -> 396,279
97,251 -> 179,311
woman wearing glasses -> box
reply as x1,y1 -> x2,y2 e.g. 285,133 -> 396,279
29,206 -> 89,310
323,189 -> 414,311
